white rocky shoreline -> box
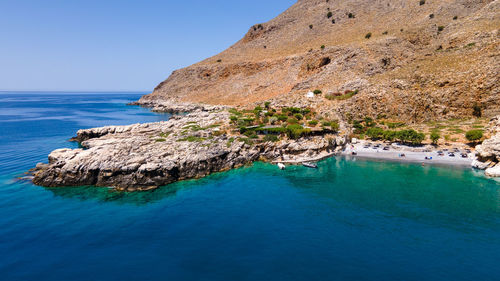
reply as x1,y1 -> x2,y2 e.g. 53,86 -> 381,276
31,103 -> 346,191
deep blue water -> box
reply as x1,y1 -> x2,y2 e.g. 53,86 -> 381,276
0,92 -> 499,281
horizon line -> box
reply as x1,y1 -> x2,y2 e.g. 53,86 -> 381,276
0,90 -> 152,93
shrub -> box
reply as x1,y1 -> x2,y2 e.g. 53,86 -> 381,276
453,16 -> 458,20
178,136 -> 205,142
238,137 -> 254,146
155,138 -> 166,142
283,107 -> 302,114
365,32 -> 372,39
230,116 -> 238,122
465,130 -> 483,142
227,137 -> 235,147
286,124 -> 311,139
419,0 -> 425,6
321,45 -> 325,49
269,116 -> 278,124
216,59 -> 222,63
326,90 -> 358,100
364,117 -> 376,127
438,26 -> 445,32
387,122 -> 405,129
277,114 -> 288,122
348,13 -> 354,18
429,14 -> 434,19
472,103 -> 482,117
159,132 -> 171,138
308,120 -> 319,127
382,31 -> 388,35
287,117 -> 298,124
430,130 -> 440,144
243,130 -> 257,138
313,89 -> 322,95
259,127 -> 286,134
228,108 -> 242,116
327,12 -> 333,18
332,19 -> 336,24
309,24 -> 313,29
264,135 -> 279,142
330,121 -> 340,132
353,120 -> 364,131
294,113 -> 304,120
264,101 -> 271,108
322,121 -> 331,127
254,106 -> 263,111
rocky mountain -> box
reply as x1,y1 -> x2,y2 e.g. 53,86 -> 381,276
139,0 -> 499,123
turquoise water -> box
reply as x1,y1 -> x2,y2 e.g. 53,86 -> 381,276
0,92 -> 499,281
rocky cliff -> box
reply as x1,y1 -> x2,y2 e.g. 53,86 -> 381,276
139,0 -> 500,122
473,116 -> 500,176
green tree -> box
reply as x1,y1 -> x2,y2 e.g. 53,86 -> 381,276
465,130 -> 483,143
430,130 -> 440,145
397,129 -> 425,145
383,130 -> 397,142
366,127 -> 384,140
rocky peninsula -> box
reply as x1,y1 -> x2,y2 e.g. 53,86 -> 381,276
32,104 -> 346,191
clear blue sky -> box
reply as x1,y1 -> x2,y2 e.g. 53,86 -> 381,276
0,0 -> 295,92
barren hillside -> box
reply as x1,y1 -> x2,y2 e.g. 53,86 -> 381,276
140,0 -> 500,122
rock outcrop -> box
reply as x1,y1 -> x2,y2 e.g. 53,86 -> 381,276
32,110 -> 345,191
139,0 -> 500,122
474,116 -> 500,177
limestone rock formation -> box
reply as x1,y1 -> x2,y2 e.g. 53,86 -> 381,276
32,110 -> 345,190
472,116 -> 500,177
473,116 -> 500,176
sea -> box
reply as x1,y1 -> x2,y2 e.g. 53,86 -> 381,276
0,92 -> 499,281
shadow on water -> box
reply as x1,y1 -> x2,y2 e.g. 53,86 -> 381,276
45,185 -> 181,205
41,164 -> 257,205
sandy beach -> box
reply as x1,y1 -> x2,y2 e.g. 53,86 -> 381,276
341,141 -> 475,167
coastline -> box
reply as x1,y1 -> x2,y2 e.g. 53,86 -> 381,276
31,97 -> 500,190
341,141 -> 474,167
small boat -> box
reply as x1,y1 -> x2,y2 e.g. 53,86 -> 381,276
302,162 -> 318,169
277,163 -> 286,170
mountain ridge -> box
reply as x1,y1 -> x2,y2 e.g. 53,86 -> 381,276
140,0 -> 499,122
